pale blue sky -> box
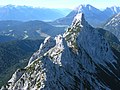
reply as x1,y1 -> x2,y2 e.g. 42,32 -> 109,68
0,0 -> 120,9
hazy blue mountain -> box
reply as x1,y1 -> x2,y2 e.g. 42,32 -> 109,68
2,13 -> 120,90
104,13 -> 120,41
0,20 -> 65,40
52,4 -> 120,28
0,5 -> 71,21
103,6 -> 120,17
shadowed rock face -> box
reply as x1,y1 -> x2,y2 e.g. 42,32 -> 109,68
1,13 -> 120,90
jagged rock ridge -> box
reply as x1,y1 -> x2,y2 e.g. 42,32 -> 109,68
1,13 -> 120,90
104,13 -> 120,41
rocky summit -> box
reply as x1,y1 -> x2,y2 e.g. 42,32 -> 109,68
1,13 -> 120,90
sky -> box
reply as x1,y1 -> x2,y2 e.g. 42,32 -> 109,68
0,0 -> 120,9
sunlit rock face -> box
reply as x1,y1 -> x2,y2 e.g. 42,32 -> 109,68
1,13 -> 120,90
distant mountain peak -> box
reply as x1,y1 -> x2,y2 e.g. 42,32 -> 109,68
0,5 -> 69,21
54,4 -> 105,27
104,6 -> 120,15
74,4 -> 99,12
74,4 -> 92,9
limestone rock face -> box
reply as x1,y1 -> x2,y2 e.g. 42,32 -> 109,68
1,13 -> 120,90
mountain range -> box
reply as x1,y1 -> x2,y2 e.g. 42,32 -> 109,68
0,5 -> 71,21
2,13 -> 120,90
0,20 -> 65,40
103,13 -> 120,41
0,4 -> 120,90
52,4 -> 120,27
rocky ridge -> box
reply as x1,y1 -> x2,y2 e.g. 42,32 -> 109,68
104,13 -> 120,41
1,13 -> 120,90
